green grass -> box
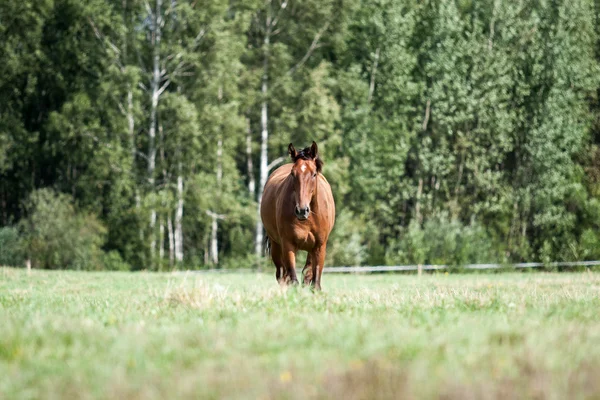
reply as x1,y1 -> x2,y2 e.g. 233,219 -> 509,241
1,268 -> 600,399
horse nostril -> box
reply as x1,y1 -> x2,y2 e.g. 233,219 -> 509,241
295,206 -> 301,215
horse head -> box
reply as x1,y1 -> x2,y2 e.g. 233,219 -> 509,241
288,141 -> 323,221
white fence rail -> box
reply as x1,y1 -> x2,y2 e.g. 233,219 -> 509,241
180,260 -> 600,274
322,260 -> 600,273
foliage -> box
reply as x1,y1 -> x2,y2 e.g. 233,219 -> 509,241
20,189 -> 108,270
0,0 -> 600,269
386,213 -> 501,266
101,250 -> 131,271
0,227 -> 23,267
327,211 -> 377,266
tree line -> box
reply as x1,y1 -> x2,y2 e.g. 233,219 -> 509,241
1,0 -> 600,270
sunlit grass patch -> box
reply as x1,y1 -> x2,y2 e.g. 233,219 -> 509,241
1,269 -> 599,399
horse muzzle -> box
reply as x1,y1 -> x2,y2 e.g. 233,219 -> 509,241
295,205 -> 310,220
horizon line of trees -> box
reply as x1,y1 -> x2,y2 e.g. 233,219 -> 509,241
1,0 -> 600,270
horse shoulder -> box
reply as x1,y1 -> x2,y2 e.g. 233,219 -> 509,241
269,164 -> 292,184
317,175 -> 336,232
262,164 -> 294,243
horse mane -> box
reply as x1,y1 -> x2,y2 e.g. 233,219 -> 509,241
292,147 -> 323,173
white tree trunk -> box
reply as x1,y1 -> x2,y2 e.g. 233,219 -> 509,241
217,136 -> 223,186
127,85 -> 145,245
174,165 -> 184,263
415,178 -> 423,224
167,213 -> 174,267
255,22 -> 271,256
204,237 -> 209,265
127,87 -> 135,159
210,214 -> 219,265
206,210 -> 225,265
136,193 -> 143,241
149,211 -> 157,263
159,216 -> 165,262
208,136 -> 224,265
367,47 -> 380,105
246,117 -> 255,195
148,0 -> 163,265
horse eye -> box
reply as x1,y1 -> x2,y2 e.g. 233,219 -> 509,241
313,173 -> 317,178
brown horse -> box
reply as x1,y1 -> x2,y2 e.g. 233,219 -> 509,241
260,141 -> 335,290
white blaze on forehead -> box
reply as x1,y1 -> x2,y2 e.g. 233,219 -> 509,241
301,165 -> 306,172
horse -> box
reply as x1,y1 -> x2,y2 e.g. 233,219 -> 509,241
260,141 -> 336,290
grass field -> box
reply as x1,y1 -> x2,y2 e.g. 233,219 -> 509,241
1,268 -> 600,399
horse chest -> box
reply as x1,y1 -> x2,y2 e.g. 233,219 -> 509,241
291,225 -> 317,249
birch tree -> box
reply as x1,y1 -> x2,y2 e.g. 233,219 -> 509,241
246,0 -> 349,255
141,0 -> 235,267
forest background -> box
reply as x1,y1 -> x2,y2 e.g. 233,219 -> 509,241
1,0 -> 600,271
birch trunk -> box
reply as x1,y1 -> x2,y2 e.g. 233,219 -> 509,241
136,193 -> 143,241
255,15 -> 271,256
208,136 -> 224,265
206,211 -> 225,265
217,137 -> 223,186
127,87 -> 135,161
128,82 -> 143,244
415,178 -> 423,224
159,216 -> 165,264
174,164 -> 184,263
367,47 -> 380,105
149,212 -> 156,264
128,87 -> 143,243
215,135 -> 222,261
246,117 -> 256,196
204,237 -> 209,265
206,84 -> 225,265
148,0 -> 163,265
167,214 -> 174,267
210,214 -> 219,265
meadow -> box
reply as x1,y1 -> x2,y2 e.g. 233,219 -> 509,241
1,268 -> 600,399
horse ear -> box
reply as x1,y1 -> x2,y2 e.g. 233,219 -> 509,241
310,141 -> 318,158
288,143 -> 297,160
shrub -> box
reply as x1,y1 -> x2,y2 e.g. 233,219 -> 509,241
101,251 -> 131,271
327,211 -> 378,266
386,213 -> 502,267
21,189 -> 107,270
0,226 -> 23,266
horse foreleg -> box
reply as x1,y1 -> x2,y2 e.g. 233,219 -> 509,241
302,256 -> 313,286
282,245 -> 299,285
310,245 -> 327,291
270,241 -> 286,285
